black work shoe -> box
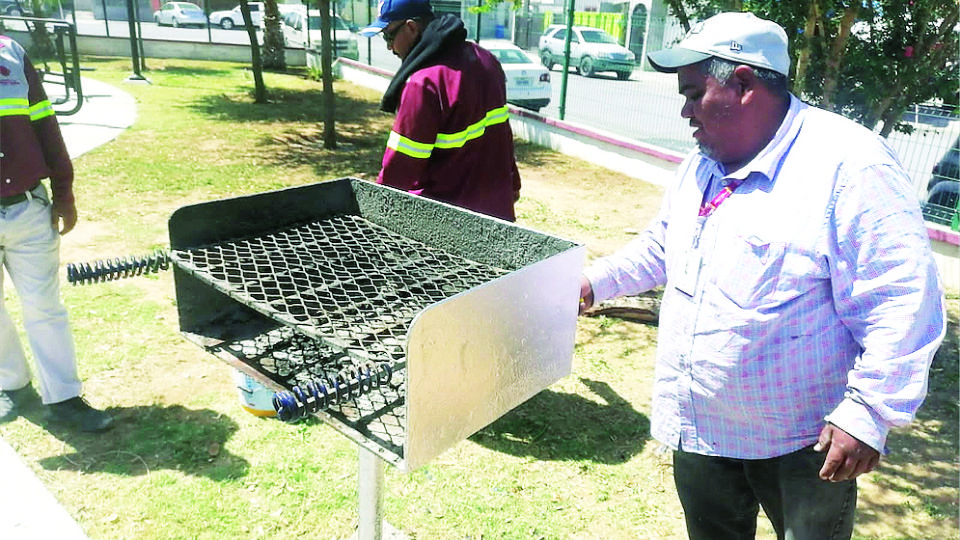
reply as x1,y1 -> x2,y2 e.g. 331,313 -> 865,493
44,397 -> 114,432
0,386 -> 39,423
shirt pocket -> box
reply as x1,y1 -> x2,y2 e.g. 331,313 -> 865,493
713,235 -> 821,309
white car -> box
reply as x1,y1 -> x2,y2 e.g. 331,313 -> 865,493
153,2 -> 207,28
208,2 -> 263,30
479,40 -> 551,113
281,9 -> 359,61
538,25 -> 635,79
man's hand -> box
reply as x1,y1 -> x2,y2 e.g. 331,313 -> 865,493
815,423 -> 881,482
579,275 -> 594,315
51,199 -> 77,235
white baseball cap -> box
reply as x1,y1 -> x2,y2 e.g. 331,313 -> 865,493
647,12 -> 790,76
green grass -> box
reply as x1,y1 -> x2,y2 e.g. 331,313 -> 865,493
0,57 -> 956,540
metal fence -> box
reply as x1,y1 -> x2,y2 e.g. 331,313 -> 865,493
5,0 -> 957,228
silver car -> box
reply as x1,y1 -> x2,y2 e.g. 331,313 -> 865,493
208,2 -> 263,30
154,2 -> 207,28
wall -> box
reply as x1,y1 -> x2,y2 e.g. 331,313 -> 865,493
6,29 -> 308,65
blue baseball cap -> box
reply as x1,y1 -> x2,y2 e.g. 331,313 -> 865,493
359,0 -> 434,37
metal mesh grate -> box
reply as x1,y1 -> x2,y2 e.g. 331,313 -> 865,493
210,326 -> 407,453
171,214 -> 511,453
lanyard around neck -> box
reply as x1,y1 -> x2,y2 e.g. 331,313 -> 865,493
699,178 -> 744,218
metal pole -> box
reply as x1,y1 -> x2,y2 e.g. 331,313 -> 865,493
474,0 -> 481,41
132,0 -> 146,71
365,0 -> 371,65
558,0 -> 574,120
204,0 -> 211,43
125,0 -> 146,80
357,446 -> 384,540
100,0 -> 110,37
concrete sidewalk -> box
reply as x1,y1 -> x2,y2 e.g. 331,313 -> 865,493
0,76 -> 136,540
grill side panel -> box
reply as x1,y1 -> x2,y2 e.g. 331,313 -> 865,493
403,246 -> 585,472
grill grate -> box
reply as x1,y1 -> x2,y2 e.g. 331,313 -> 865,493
210,326 -> 407,453
171,214 -> 511,453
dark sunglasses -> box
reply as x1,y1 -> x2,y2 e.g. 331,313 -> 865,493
382,21 -> 406,45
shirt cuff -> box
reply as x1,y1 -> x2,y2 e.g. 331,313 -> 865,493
824,397 -> 890,455
583,263 -> 615,305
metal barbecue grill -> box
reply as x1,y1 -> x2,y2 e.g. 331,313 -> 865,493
65,177 -> 585,537
168,178 -> 585,482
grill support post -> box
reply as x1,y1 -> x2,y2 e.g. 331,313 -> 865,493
358,447 -> 384,540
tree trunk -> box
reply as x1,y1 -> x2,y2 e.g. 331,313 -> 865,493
239,0 -> 267,103
794,1 -> 818,96
865,94 -> 895,132
878,104 -> 907,138
260,0 -> 285,70
820,4 -> 858,112
318,0 -> 336,149
665,0 -> 691,32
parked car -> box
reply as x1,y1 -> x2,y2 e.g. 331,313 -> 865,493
154,2 -> 207,28
479,39 -> 551,113
259,2 -> 301,30
281,9 -> 358,61
0,0 -> 29,16
928,136 -> 959,192
538,25 -> 635,80
926,136 -> 959,218
208,2 -> 263,30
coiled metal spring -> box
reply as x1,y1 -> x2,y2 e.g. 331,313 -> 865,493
66,250 -> 170,285
273,362 -> 393,423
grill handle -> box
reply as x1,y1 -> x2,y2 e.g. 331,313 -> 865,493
273,362 -> 394,423
66,250 -> 171,285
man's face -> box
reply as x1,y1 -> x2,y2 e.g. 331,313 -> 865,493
383,19 -> 417,60
677,64 -> 745,165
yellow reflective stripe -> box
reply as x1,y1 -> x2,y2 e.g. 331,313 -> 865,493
387,130 -> 434,159
434,105 -> 509,150
0,98 -> 30,117
28,100 -> 55,121
387,105 -> 510,158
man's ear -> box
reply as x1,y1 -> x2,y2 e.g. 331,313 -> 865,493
733,64 -> 759,103
405,18 -> 420,37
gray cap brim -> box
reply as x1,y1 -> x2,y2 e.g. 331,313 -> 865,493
647,48 -> 713,73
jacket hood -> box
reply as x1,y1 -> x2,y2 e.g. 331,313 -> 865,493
380,13 -> 467,113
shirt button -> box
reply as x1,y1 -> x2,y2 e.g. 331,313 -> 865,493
4,178 -> 10,183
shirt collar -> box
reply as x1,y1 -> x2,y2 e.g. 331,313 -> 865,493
705,94 -> 807,184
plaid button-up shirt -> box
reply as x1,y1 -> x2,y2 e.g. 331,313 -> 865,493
584,95 -> 946,459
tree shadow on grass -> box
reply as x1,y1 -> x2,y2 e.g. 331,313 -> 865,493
16,403 -> 249,482
186,86 -> 388,125
469,377 -> 649,464
186,88 -> 392,178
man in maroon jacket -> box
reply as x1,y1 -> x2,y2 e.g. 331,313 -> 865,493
361,0 -> 522,222
0,35 -> 113,432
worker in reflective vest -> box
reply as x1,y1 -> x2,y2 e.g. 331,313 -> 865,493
0,35 -> 114,432
362,0 -> 522,222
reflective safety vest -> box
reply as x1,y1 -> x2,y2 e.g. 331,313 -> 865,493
378,41 -> 521,222
0,38 -> 54,121
0,35 -> 73,200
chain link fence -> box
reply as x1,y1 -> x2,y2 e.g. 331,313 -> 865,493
4,0 -> 956,228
